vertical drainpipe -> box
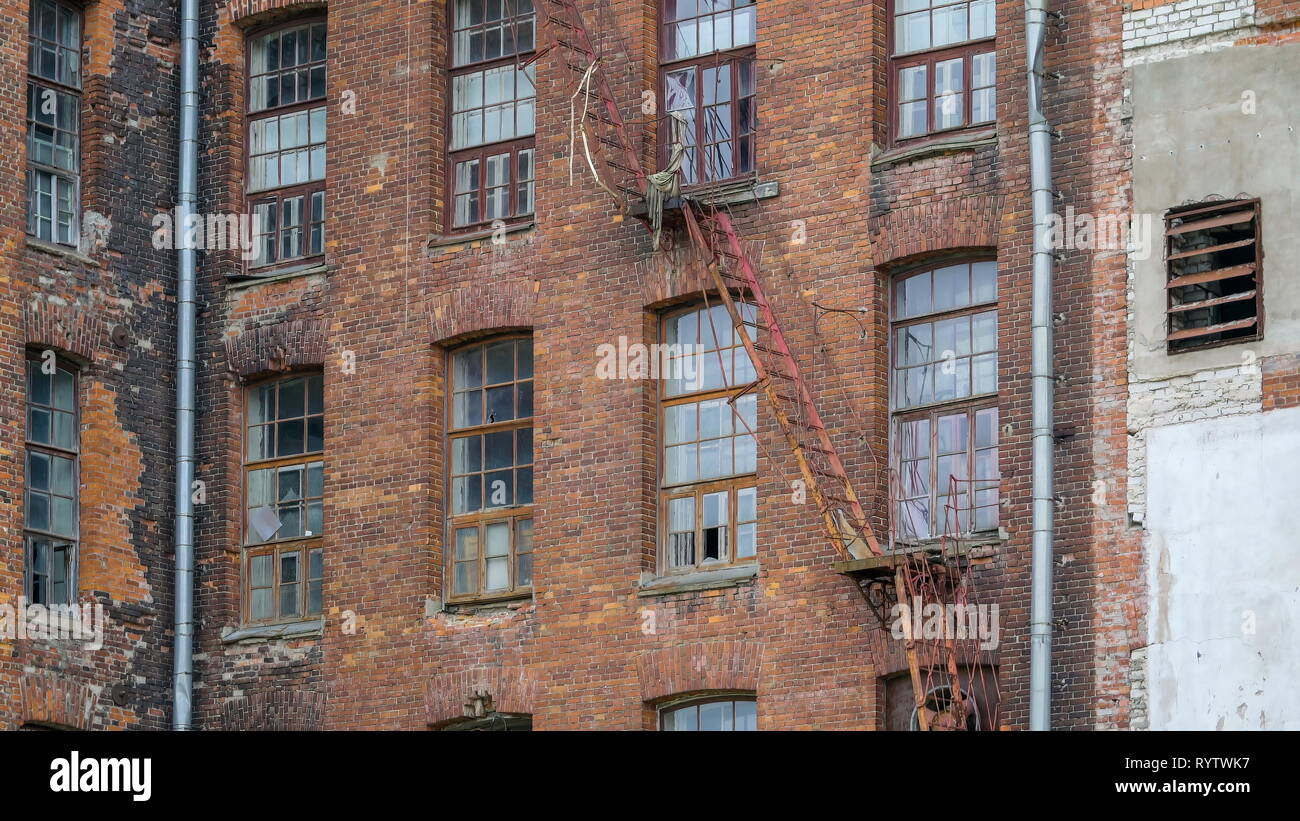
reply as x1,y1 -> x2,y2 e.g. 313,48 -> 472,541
173,0 -> 200,731
1026,0 -> 1056,730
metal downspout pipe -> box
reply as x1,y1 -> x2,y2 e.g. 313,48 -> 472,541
173,0 -> 201,731
1026,0 -> 1056,730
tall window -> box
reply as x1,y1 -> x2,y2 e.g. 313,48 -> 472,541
890,0 -> 995,141
447,337 -> 534,600
25,355 -> 79,606
27,0 -> 82,246
660,303 -> 758,573
661,696 -> 757,730
246,19 -> 327,270
891,261 -> 998,540
448,0 -> 537,230
660,0 -> 757,186
244,374 -> 325,623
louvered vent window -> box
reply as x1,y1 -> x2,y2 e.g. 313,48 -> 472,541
1164,199 -> 1261,354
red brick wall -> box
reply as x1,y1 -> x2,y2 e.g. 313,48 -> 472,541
181,0 -> 1148,731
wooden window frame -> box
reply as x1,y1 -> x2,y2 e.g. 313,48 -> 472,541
447,137 -> 536,231
1163,198 -> 1263,354
889,260 -> 999,542
243,16 -> 327,274
887,0 -> 995,145
241,373 -> 325,625
24,353 -> 80,606
659,694 -> 757,731
658,0 -> 757,188
658,303 -> 758,576
445,0 -> 537,234
26,0 -> 82,247
892,401 -> 999,541
445,335 -> 535,604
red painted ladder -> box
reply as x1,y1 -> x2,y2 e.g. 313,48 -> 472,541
681,202 -> 882,560
535,0 -> 883,561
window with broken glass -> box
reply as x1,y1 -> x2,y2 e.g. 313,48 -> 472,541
243,374 -> 324,623
245,18 -> 327,270
27,0 -> 82,246
660,303 -> 758,573
448,337 -> 534,601
660,696 -> 757,730
25,355 -> 79,606
448,0 -> 536,230
1163,198 -> 1262,353
659,0 -> 757,186
891,260 -> 999,541
890,0 -> 995,142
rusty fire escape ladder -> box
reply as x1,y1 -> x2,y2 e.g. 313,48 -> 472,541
681,203 -> 882,561
530,0 -> 991,730
536,0 -> 647,208
537,1 -> 881,564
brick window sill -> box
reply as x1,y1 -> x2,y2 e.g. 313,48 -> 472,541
435,591 -> 534,615
26,236 -> 98,266
222,617 -> 323,644
227,261 -> 330,290
425,221 -> 537,257
871,127 -> 998,170
637,563 -> 758,597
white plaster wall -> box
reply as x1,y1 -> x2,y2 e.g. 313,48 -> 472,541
1126,364 -> 1260,523
1144,405 -> 1300,730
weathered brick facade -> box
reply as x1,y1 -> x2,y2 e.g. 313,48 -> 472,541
0,0 -> 180,730
6,0 -> 1292,732
176,0 -> 1139,731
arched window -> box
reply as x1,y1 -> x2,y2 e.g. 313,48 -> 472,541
891,259 -> 999,540
660,696 -> 756,731
659,302 -> 758,573
446,336 -> 534,601
25,353 -> 79,605
245,17 -> 327,270
243,373 -> 325,623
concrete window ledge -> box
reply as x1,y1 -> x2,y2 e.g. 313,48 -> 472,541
870,128 -> 998,170
221,618 -> 323,644
686,179 -> 779,207
638,563 -> 758,597
26,236 -> 97,266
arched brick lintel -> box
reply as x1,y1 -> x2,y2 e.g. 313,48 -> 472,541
636,641 -> 761,704
222,690 -> 325,731
223,319 -> 328,380
639,248 -> 716,309
869,195 -> 1004,269
19,671 -> 98,730
24,301 -> 105,363
223,0 -> 326,27
426,668 -> 538,727
429,280 -> 538,346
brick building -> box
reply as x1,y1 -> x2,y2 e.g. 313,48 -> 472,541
1,0 -> 1296,731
